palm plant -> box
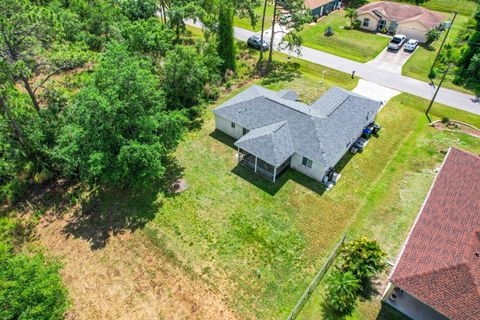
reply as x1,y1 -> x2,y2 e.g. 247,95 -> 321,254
344,8 -> 358,28
325,270 -> 361,314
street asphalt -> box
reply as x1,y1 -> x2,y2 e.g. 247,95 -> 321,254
187,21 -> 480,115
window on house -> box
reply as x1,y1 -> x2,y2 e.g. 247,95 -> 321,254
363,18 -> 370,27
302,157 -> 313,168
231,122 -> 235,128
243,128 -> 249,135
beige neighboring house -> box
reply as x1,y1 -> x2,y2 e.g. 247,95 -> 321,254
357,1 -> 444,42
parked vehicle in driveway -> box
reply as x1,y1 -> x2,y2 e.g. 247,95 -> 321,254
404,39 -> 419,52
247,35 -> 269,51
388,35 -> 407,50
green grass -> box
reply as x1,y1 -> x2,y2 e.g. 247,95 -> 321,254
402,14 -> 475,94
234,4 -> 274,32
298,10 -> 391,62
141,49 -> 480,318
391,0 -> 478,16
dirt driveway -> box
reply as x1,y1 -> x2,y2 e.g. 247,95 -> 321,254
366,47 -> 415,74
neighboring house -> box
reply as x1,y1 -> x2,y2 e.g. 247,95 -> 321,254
304,0 -> 341,18
212,85 -> 381,183
357,1 -> 444,42
385,147 -> 480,320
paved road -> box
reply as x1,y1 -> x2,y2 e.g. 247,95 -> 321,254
189,21 -> 480,115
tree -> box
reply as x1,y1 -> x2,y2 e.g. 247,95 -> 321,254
0,0 -> 60,112
426,28 -> 441,46
267,0 -> 310,63
118,0 -> 158,21
324,270 -> 361,315
0,244 -> 68,320
54,43 -> 186,189
162,45 -> 220,113
345,8 -> 358,28
122,18 -> 176,55
217,3 -> 236,73
258,0 -> 269,65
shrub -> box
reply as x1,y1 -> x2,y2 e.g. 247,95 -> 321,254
426,28 -> 441,46
352,20 -> 361,29
442,117 -> 450,124
323,270 -> 360,315
325,26 -> 334,36
0,245 -> 68,320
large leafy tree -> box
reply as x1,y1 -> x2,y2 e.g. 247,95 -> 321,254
55,43 -> 186,189
117,0 -> 158,21
0,244 -> 68,320
162,45 -> 220,113
122,18 -> 176,55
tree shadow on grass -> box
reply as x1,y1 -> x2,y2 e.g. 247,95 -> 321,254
260,60 -> 302,86
61,158 -> 185,250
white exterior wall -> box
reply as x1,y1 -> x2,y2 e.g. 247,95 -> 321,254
357,13 -> 380,32
215,115 -> 245,140
290,153 -> 326,182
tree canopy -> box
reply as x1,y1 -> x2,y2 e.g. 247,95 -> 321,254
55,44 -> 186,189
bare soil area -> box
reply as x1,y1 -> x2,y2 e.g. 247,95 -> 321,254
36,212 -> 236,320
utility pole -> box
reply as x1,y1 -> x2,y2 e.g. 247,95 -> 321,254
430,11 -> 457,77
426,65 -> 451,122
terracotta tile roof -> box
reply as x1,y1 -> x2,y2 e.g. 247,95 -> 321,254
357,1 -> 444,29
390,147 -> 480,320
304,0 -> 334,9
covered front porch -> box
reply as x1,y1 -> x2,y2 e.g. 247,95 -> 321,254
238,148 -> 290,182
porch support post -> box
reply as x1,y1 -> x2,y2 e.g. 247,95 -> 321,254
254,157 -> 258,172
273,166 -> 277,182
237,147 -> 240,164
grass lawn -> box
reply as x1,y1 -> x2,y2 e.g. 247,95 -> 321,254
234,4 -> 274,32
298,10 -> 391,62
390,0 -> 478,16
142,48 -> 480,319
402,14 -> 474,94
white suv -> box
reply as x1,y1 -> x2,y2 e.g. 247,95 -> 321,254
388,35 -> 407,50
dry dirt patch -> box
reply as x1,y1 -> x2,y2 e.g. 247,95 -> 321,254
36,213 -> 236,320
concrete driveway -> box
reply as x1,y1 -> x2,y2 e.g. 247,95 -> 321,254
353,80 -> 400,108
367,47 -> 415,74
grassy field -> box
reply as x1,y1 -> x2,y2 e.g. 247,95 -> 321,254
142,49 -> 480,318
391,0 -> 478,16
402,14 -> 474,94
234,4 -> 274,32
298,10 -> 391,62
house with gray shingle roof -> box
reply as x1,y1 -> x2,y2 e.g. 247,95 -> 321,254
212,85 -> 381,183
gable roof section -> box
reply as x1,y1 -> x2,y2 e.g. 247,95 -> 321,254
235,121 -> 295,166
390,148 -> 480,320
213,85 -> 381,168
357,1 -> 444,29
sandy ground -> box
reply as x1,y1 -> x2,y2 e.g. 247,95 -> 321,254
36,214 -> 237,320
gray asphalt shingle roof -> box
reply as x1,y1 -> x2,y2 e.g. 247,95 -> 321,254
235,121 -> 295,166
213,85 -> 381,169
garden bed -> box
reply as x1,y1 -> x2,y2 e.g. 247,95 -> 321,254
430,119 -> 480,138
